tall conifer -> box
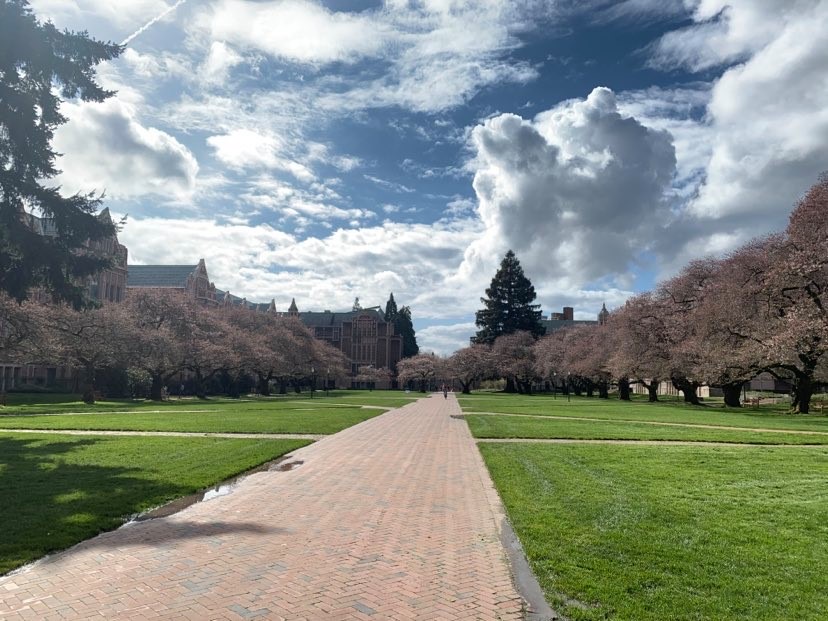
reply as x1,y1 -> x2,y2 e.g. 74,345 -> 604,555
0,0 -> 122,306
384,292 -> 398,322
395,306 -> 419,358
475,250 -> 544,344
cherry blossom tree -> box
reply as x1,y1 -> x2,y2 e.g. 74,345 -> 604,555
0,293 -> 44,362
446,344 -> 493,394
493,331 -> 537,394
564,324 -> 613,398
44,303 -> 129,403
122,290 -> 186,401
533,330 -> 567,392
177,303 -> 237,398
397,353 -> 438,392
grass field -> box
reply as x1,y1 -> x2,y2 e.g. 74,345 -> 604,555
466,414 -> 828,444
459,393 -> 828,432
480,443 -> 828,620
467,393 -> 828,619
0,391 -> 420,434
0,433 -> 310,575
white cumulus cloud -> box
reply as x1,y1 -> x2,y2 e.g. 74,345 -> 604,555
52,98 -> 199,199
460,86 -> 676,288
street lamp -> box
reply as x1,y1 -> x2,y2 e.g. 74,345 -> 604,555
552,372 -> 557,399
325,368 -> 330,397
310,366 -> 315,399
567,373 -> 571,403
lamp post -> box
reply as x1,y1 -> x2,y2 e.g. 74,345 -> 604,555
310,366 -> 315,399
567,373 -> 571,403
326,368 -> 330,397
553,373 -> 557,399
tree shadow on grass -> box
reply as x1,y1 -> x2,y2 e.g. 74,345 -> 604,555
0,435 -> 278,575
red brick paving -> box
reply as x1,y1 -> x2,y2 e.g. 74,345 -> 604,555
0,395 -> 524,620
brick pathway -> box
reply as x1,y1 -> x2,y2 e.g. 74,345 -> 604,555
0,395 -> 524,620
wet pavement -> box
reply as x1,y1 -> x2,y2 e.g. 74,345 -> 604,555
0,394 -> 525,620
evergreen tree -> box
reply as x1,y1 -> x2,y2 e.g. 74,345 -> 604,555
0,0 -> 122,306
475,250 -> 545,344
395,306 -> 419,358
384,292 -> 398,323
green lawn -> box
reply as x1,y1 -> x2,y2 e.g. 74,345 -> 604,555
0,390 -> 418,416
466,414 -> 828,444
0,433 -> 310,575
459,393 -> 828,432
0,406 -> 383,435
480,443 -> 828,620
0,391 -> 424,434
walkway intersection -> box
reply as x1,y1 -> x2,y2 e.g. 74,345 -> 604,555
0,395 -> 526,620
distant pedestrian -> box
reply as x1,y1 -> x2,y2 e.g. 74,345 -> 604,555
179,383 -> 185,399
443,384 -> 448,399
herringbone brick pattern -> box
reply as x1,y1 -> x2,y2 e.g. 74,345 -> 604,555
0,395 -> 524,620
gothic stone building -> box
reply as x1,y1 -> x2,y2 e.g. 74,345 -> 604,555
286,299 -> 402,382
126,261 -> 401,387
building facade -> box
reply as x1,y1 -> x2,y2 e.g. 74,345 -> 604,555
126,261 -> 401,386
287,300 -> 402,383
540,305 -> 600,334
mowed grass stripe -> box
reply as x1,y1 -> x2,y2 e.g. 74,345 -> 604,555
459,394 -> 828,432
0,406 -> 383,435
0,433 -> 311,575
466,414 -> 828,444
465,411 -> 828,435
0,390 -> 419,416
480,443 -> 828,621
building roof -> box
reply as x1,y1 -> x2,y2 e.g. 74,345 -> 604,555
297,308 -> 386,327
540,318 -> 598,334
127,265 -> 196,288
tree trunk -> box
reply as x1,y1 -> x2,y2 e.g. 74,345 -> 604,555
257,374 -> 271,396
82,363 -> 96,404
792,374 -> 814,414
522,380 -> 533,395
642,380 -> 659,402
461,381 -> 471,395
504,377 -> 517,393
618,378 -> 631,401
598,382 -> 609,399
673,377 -> 701,405
586,382 -> 594,398
279,379 -> 288,394
227,374 -> 241,399
194,369 -> 206,399
722,381 -> 744,408
150,374 -> 164,401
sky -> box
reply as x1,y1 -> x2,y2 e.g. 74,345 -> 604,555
30,0 -> 828,354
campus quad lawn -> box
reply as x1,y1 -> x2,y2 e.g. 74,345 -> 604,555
466,414 -> 828,444
0,403 -> 386,435
459,393 -> 828,433
0,390 -> 418,416
0,433 -> 310,575
481,443 -> 828,620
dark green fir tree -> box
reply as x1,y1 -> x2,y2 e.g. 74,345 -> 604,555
384,292 -> 398,323
0,0 -> 123,306
395,306 -> 419,358
474,250 -> 545,344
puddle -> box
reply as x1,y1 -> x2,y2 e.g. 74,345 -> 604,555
129,455 -> 303,523
277,459 -> 304,471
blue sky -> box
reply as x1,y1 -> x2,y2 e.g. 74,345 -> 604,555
31,0 -> 828,353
